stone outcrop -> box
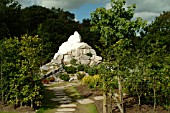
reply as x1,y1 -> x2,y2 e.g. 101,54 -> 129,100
52,31 -> 102,66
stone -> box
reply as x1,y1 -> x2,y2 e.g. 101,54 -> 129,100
93,96 -> 103,100
63,55 -> 73,64
60,104 -> 77,108
59,100 -> 72,104
94,56 -> 102,62
79,60 -> 90,65
57,108 -> 76,112
79,55 -> 90,60
83,49 -> 90,54
71,49 -> 82,57
77,99 -> 94,104
89,49 -> 96,55
78,43 -> 91,49
89,61 -> 96,66
55,111 -> 73,113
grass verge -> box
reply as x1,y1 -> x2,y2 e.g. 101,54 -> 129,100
75,103 -> 98,113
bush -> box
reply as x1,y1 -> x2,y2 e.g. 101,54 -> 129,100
77,72 -> 86,80
81,76 -> 92,84
59,73 -> 70,81
70,58 -> 77,65
64,65 -> 77,74
77,64 -> 85,71
81,75 -> 101,88
87,66 -> 98,76
84,65 -> 90,73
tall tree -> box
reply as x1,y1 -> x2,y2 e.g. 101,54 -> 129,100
90,0 -> 146,112
0,0 -> 22,39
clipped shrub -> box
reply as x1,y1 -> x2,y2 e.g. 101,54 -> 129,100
87,66 -> 98,76
70,58 -> 77,65
64,65 -> 77,74
92,75 -> 101,87
77,64 -> 85,71
81,75 -> 101,88
84,65 -> 90,73
59,73 -> 70,81
77,72 -> 86,80
81,76 -> 92,84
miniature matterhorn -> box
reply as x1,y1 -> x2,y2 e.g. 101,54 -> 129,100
52,31 -> 102,65
40,31 -> 102,78
53,31 -> 82,59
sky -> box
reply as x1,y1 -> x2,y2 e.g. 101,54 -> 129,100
16,0 -> 170,23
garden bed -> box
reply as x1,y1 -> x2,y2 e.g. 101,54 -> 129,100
76,84 -> 170,113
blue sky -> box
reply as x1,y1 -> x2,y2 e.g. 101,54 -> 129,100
70,3 -> 105,22
17,0 -> 170,23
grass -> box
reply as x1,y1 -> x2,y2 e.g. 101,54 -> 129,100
75,103 -> 98,113
65,86 -> 83,101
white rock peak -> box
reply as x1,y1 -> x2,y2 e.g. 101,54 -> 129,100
53,31 -> 82,59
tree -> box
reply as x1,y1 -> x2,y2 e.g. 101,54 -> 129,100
0,35 -> 44,108
90,0 -> 146,112
0,0 -> 22,39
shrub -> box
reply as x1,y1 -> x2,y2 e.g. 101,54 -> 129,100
84,65 -> 90,73
87,66 -> 98,76
77,72 -> 86,80
64,65 -> 77,74
59,73 -> 70,81
81,76 -> 92,84
77,64 -> 85,71
70,58 -> 77,65
81,75 -> 101,88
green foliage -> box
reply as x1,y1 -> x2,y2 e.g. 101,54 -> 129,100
77,72 -> 86,80
59,73 -> 70,81
81,75 -> 102,88
0,35 -> 44,108
70,58 -> 77,65
87,66 -> 98,76
64,66 -> 77,74
77,64 -> 85,71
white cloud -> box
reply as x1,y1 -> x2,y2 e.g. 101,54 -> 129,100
17,0 -> 103,10
105,0 -> 170,23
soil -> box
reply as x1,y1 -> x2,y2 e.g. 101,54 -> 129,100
0,101 -> 35,113
76,84 -> 170,113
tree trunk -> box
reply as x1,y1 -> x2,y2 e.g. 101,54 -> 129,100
31,99 -> 33,108
138,95 -> 141,106
0,61 -> 4,103
153,89 -> 156,111
103,77 -> 107,113
113,93 -> 124,113
118,75 -> 124,111
103,91 -> 107,113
